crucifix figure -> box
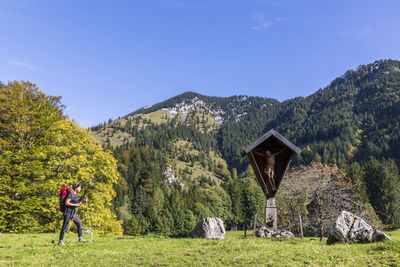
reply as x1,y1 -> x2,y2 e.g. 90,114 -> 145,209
253,148 -> 286,191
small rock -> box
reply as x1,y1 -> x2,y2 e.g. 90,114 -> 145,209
255,225 -> 294,238
279,229 -> 295,238
372,230 -> 391,242
190,218 -> 225,239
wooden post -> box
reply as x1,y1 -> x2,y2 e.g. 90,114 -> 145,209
253,214 -> 257,236
244,218 -> 247,238
265,197 -> 277,230
299,214 -> 303,239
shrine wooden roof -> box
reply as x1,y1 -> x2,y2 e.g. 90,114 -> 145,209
243,129 -> 302,155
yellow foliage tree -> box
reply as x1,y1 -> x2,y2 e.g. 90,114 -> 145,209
0,81 -> 122,234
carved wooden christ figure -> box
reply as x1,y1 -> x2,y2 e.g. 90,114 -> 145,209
253,148 -> 286,191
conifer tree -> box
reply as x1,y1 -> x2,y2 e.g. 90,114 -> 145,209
364,157 -> 400,227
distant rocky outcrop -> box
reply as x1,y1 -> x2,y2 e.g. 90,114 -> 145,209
327,211 -> 390,244
190,218 -> 225,239
162,164 -> 184,190
255,226 -> 294,238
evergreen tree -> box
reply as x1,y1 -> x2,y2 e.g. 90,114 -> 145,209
346,162 -> 369,203
364,157 -> 400,227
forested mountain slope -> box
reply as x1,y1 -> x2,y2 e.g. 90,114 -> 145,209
89,59 -> 400,235
92,59 -> 400,172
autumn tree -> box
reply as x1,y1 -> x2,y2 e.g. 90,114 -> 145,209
0,81 -> 122,233
306,163 -> 363,240
279,162 -> 374,240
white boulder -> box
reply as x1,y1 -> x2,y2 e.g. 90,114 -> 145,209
190,218 -> 225,239
327,211 -> 390,244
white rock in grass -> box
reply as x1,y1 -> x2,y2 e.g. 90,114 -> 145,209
255,226 -> 294,238
190,218 -> 225,239
327,211 -> 390,244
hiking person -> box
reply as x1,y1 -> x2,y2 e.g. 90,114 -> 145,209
58,183 -> 88,245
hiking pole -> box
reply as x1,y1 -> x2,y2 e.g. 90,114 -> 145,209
86,200 -> 93,241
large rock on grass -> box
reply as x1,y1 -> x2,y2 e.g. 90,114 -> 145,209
190,218 -> 225,239
255,225 -> 294,238
327,211 -> 390,244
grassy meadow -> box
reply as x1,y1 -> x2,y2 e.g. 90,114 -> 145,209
1,230 -> 400,266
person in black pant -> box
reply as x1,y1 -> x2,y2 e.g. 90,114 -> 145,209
59,183 -> 88,245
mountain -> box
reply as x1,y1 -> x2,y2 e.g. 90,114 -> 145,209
91,59 -> 400,172
90,59 -> 400,235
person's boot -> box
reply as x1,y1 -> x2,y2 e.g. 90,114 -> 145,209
58,240 -> 65,246
79,237 -> 88,243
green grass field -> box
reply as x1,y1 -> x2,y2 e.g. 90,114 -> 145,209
1,230 -> 400,266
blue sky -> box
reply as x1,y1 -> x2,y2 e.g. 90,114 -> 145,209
1,0 -> 400,127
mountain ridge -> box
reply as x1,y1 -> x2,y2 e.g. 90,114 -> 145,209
92,58 -> 400,171
125,59 -> 399,119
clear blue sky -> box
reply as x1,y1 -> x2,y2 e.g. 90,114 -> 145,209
1,0 -> 400,127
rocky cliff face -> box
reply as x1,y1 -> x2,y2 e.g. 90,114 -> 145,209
162,164 -> 184,190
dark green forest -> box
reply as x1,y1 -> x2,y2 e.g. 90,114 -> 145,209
93,59 -> 400,236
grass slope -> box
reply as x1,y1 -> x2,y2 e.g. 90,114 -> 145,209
172,140 -> 228,185
91,110 -> 170,147
91,108 -> 221,148
1,230 -> 399,266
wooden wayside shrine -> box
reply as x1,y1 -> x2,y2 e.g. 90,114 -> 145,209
242,129 -> 301,229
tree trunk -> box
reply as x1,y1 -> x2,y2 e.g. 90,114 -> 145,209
299,215 -> 303,239
319,223 -> 324,242
244,219 -> 247,238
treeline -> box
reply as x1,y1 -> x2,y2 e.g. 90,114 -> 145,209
112,148 -> 400,237
112,139 -> 400,237
112,145 -> 266,236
